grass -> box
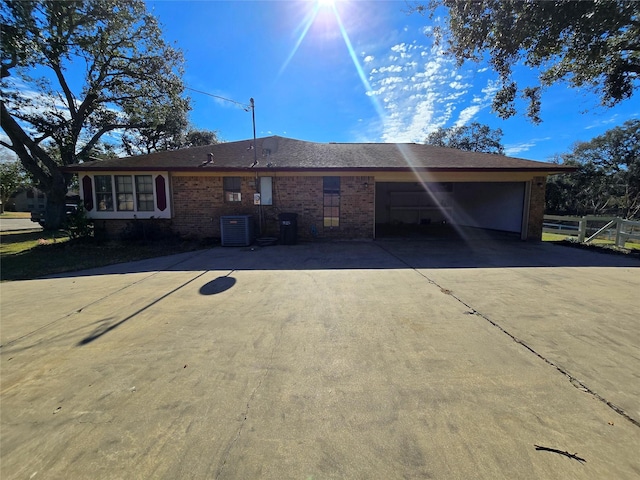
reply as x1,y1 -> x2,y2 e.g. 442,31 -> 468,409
1,230 -> 206,281
542,232 -> 640,254
0,211 -> 32,219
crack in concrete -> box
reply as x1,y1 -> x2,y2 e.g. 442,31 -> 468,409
214,315 -> 287,479
375,242 -> 640,429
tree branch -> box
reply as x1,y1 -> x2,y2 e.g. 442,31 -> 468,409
76,122 -> 145,160
0,140 -> 16,151
1,101 -> 60,185
50,60 -> 77,118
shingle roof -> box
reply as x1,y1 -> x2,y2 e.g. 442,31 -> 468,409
67,135 -> 574,173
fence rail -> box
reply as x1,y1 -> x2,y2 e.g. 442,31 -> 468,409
543,215 -> 640,247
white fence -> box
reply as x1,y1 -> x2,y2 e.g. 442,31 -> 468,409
543,215 -> 640,247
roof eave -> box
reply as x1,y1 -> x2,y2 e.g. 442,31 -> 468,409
65,165 -> 578,174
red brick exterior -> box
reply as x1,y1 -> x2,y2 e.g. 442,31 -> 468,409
527,176 -> 546,240
96,174 -> 545,242
170,174 -> 375,240
93,218 -> 173,240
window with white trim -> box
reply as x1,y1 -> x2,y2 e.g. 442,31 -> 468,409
135,175 -> 154,211
116,175 -> 134,211
93,174 -> 158,213
95,175 -> 114,211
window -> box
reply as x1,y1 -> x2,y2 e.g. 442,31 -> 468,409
323,176 -> 340,228
259,177 -> 273,205
224,177 -> 242,202
92,174 -> 160,213
95,175 -> 114,211
115,175 -> 134,211
135,175 -> 154,211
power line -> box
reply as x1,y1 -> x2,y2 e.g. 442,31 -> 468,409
185,87 -> 251,110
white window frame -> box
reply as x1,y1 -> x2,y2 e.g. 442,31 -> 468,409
82,173 -> 171,220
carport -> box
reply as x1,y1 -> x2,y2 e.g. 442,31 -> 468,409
375,179 -> 529,239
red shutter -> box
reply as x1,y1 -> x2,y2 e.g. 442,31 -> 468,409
155,175 -> 167,211
82,175 -> 94,211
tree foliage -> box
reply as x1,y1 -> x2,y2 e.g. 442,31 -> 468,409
413,1 -> 640,123
0,159 -> 29,206
425,122 -> 504,154
0,0 -> 189,228
122,125 -> 219,156
546,120 -> 640,218
182,129 -> 220,148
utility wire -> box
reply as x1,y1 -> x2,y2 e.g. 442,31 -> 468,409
185,87 -> 251,110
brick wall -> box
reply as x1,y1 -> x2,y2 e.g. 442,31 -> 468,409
95,174 -> 544,242
171,176 -> 260,238
170,174 -> 375,241
93,218 -> 172,240
527,176 -> 546,240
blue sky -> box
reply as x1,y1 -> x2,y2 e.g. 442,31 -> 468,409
149,0 -> 638,162
3,0 -> 638,163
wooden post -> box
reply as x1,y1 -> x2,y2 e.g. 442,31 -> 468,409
578,217 -> 586,242
615,218 -> 623,247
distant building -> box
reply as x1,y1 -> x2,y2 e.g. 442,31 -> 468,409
7,187 -> 47,213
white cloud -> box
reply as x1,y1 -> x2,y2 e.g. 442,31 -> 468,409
585,114 -> 619,130
505,142 -> 536,156
364,55 -> 374,63
378,65 -> 403,73
449,81 -> 468,90
504,136 -> 552,156
361,33 -> 501,143
454,105 -> 481,127
391,43 -> 407,53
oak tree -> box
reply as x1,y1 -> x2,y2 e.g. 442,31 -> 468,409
546,120 -> 640,218
413,1 -> 640,123
425,122 -> 504,154
1,0 -> 189,228
0,159 -> 29,207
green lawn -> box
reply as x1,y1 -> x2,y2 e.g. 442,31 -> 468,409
0,230 -> 205,281
542,232 -> 640,251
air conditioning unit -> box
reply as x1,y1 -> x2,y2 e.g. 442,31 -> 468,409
220,215 -> 254,246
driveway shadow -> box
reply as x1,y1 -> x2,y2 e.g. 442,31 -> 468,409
38,233 -> 639,282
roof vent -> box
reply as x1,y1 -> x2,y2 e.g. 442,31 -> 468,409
199,153 -> 214,167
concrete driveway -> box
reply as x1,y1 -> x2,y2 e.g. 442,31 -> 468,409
1,237 -> 639,479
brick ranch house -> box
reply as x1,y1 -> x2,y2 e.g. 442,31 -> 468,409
66,135 -> 574,242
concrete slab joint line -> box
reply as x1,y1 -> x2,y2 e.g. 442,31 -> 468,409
1,240 -> 638,479
215,312 -> 286,479
373,242 -> 640,429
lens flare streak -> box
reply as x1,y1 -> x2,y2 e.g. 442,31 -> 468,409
278,4 -> 320,77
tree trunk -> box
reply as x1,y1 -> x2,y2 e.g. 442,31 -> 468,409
43,172 -> 68,230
